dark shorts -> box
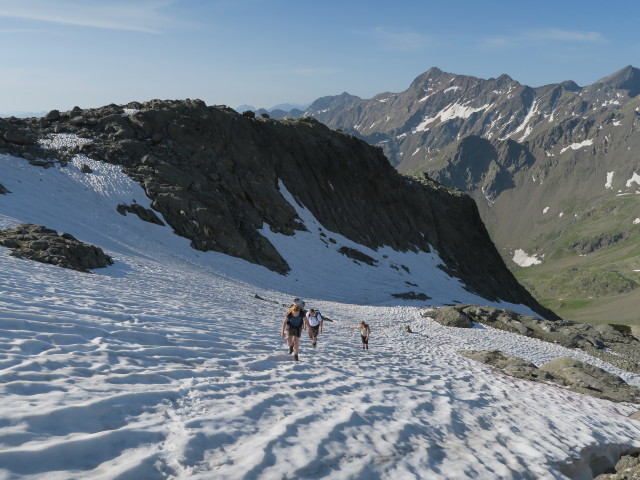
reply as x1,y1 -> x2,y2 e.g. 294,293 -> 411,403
309,325 -> 320,337
361,334 -> 368,345
288,326 -> 302,337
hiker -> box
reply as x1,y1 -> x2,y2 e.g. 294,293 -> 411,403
305,308 -> 323,347
351,321 -> 370,350
282,303 -> 305,361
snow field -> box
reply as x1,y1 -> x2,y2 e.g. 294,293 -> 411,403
0,152 -> 639,479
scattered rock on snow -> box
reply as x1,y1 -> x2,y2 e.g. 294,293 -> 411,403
426,305 -> 640,374
0,223 -> 113,272
459,350 -> 552,383
427,307 -> 473,328
392,291 -> 431,301
540,357 -> 640,403
116,203 -> 165,226
460,349 -> 640,403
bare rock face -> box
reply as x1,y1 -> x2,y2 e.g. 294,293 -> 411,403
0,224 -> 113,272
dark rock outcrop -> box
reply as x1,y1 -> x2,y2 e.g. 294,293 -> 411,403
0,223 -> 113,272
117,203 -> 165,226
460,349 -> 640,403
427,305 -> 640,373
337,246 -> 378,266
427,307 -> 473,328
0,100 -> 554,317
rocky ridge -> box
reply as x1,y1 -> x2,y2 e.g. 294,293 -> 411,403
0,100 -> 554,317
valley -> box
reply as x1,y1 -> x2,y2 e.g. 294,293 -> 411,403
290,66 -> 640,326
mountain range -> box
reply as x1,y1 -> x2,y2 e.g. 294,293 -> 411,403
276,66 -> 640,325
2,87 -> 640,478
0,100 -> 551,318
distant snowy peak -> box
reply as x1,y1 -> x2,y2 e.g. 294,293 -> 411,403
303,92 -> 362,116
299,66 -> 640,277
594,65 -> 640,97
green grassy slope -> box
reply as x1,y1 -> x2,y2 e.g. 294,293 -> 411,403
512,195 -> 640,325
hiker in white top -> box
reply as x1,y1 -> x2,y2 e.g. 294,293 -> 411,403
305,308 -> 323,348
350,321 -> 370,350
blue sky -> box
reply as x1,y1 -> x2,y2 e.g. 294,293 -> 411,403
1,0 -> 639,114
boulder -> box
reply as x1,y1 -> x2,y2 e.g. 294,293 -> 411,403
3,129 -> 33,145
44,110 -> 60,121
0,224 -> 113,272
428,308 -> 474,328
594,452 -> 640,479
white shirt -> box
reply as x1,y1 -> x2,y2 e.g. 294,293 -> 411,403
306,312 -> 323,327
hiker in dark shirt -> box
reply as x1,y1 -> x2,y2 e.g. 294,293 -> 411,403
282,304 -> 305,361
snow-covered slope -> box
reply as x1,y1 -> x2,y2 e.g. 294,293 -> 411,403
0,153 -> 639,479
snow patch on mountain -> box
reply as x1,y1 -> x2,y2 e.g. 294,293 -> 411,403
606,171 -> 614,189
626,172 -> 640,188
513,98 -> 540,142
414,102 -> 491,132
418,88 -> 435,103
38,132 -> 92,150
560,139 -> 594,154
512,249 -> 542,267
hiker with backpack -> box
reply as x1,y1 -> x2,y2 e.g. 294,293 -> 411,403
305,308 -> 323,348
282,300 -> 306,361
351,320 -> 370,350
